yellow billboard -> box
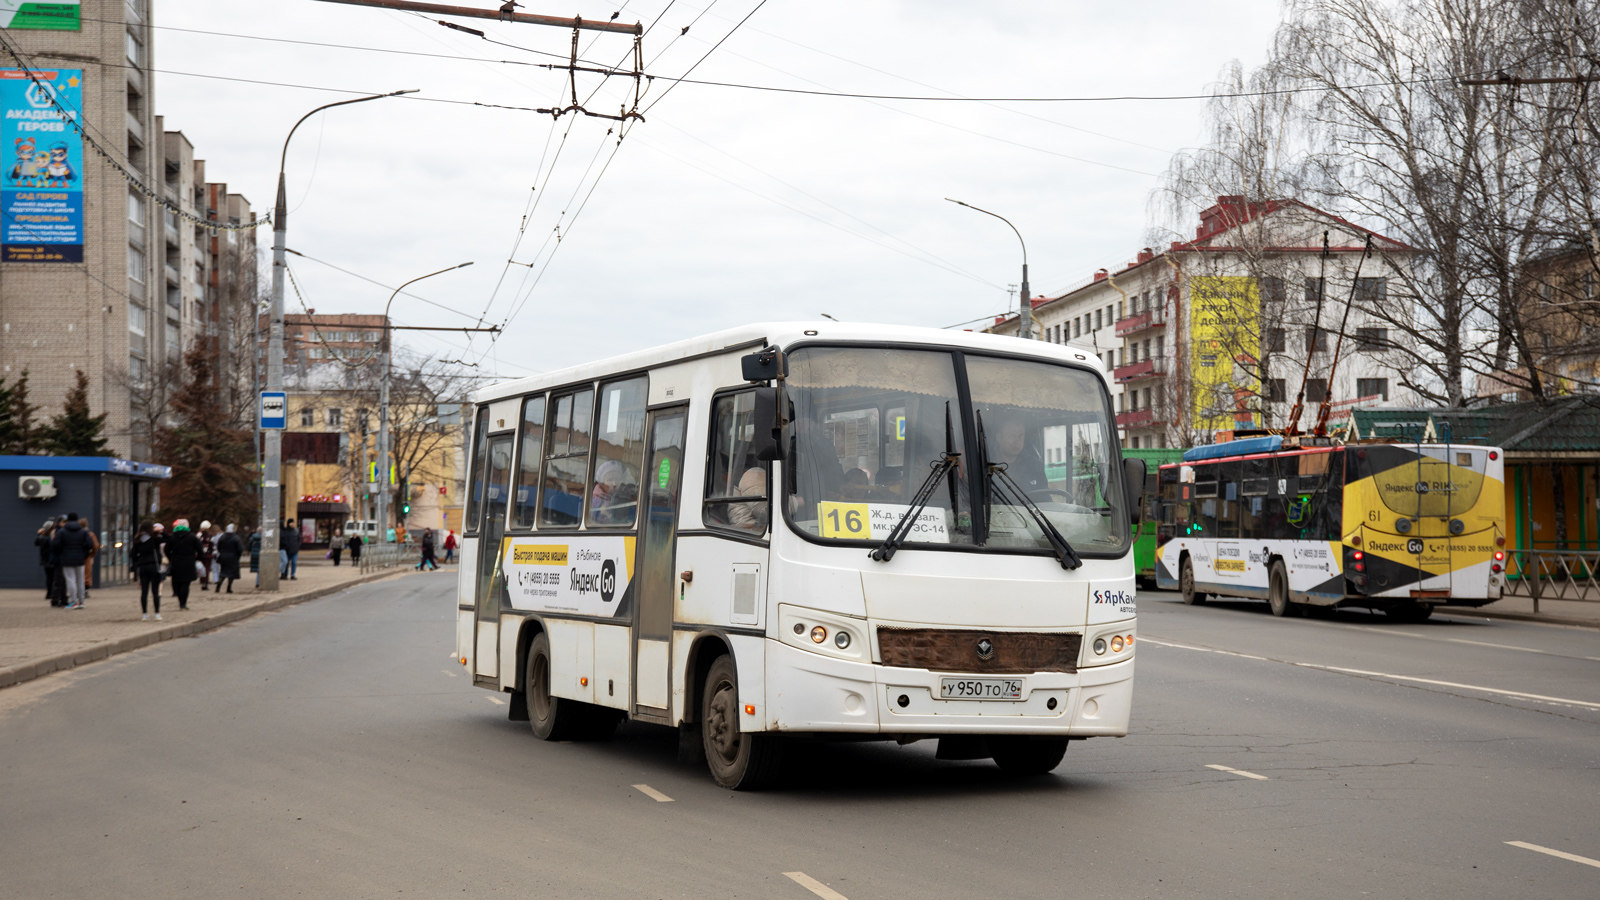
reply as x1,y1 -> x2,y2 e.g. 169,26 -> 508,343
1189,276 -> 1260,433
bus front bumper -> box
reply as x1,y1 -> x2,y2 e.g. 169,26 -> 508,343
764,639 -> 1133,737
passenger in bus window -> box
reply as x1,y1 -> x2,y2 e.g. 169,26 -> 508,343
590,460 -> 638,526
787,412 -> 844,510
728,467 -> 769,533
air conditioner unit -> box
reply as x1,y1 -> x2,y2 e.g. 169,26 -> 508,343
20,475 -> 56,499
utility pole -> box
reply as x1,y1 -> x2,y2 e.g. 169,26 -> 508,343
261,90 -> 413,592
377,264 -> 479,546
947,198 -> 1032,339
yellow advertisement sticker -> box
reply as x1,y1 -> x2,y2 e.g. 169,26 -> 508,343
817,501 -> 870,539
1215,559 -> 1246,573
512,543 -> 568,565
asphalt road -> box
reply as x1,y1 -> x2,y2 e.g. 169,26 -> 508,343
3,572 -> 1598,899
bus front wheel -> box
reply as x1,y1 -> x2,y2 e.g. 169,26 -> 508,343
701,655 -> 783,790
990,736 -> 1069,775
1180,557 -> 1207,605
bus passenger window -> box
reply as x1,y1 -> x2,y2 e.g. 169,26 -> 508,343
588,377 -> 648,528
465,405 -> 490,533
541,388 -> 594,527
512,395 -> 545,529
705,391 -> 769,535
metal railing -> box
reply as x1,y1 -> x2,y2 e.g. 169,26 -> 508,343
1503,549 -> 1600,610
360,542 -> 418,574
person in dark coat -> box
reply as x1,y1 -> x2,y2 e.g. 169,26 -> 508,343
51,513 -> 96,609
164,519 -> 202,611
35,519 -> 59,603
215,524 -> 244,594
249,527 -> 263,585
129,521 -> 164,620
347,531 -> 363,565
282,518 -> 302,580
329,529 -> 344,566
417,529 -> 438,571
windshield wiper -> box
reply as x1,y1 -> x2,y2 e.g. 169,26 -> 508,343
975,410 -> 1082,570
870,403 -> 961,563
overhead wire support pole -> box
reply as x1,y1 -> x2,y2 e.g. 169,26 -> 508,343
310,0 -> 643,35
1312,233 -> 1375,438
262,88 -> 415,592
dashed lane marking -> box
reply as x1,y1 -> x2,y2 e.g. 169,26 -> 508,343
441,670 -> 458,678
632,784 -> 673,802
784,872 -> 851,900
1507,841 -> 1600,869
1142,636 -> 1600,710
1206,764 -> 1269,780
486,696 -> 504,705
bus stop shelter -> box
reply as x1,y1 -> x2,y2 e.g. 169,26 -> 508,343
0,455 -> 173,590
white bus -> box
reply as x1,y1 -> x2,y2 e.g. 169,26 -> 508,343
455,323 -> 1146,788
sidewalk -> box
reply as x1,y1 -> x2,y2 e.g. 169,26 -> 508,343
0,558 -> 454,689
1439,591 -> 1600,629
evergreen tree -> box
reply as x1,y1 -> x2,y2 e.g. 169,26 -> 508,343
39,369 -> 111,457
0,368 -> 40,454
156,347 -> 255,522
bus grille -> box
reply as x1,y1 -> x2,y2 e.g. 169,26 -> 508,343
876,628 -> 1081,674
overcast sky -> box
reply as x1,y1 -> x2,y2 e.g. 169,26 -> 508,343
152,0 -> 1284,380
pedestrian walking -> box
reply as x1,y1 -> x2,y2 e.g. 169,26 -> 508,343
347,531 -> 363,567
50,512 -> 94,609
129,521 -> 164,621
35,518 -> 59,602
249,527 -> 262,585
282,519 -> 302,580
165,519 -> 201,611
198,521 -> 216,591
417,529 -> 439,571
443,529 -> 457,564
329,529 -> 344,566
215,524 -> 244,593
46,516 -> 68,605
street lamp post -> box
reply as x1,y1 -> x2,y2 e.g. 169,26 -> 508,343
376,263 -> 474,546
946,198 -> 1032,340
260,89 -> 415,592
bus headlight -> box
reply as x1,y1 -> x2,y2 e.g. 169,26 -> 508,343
1093,638 -> 1107,655
1083,624 -> 1135,667
777,604 -> 867,662
810,625 -> 828,644
834,631 -> 851,650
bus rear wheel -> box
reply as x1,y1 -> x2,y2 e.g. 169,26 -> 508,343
701,655 -> 783,790
1180,557 -> 1207,605
1268,561 -> 1296,617
990,736 -> 1069,775
527,632 -> 580,741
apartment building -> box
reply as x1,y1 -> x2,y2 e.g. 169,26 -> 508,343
0,1 -> 257,458
989,196 -> 1418,447
258,312 -> 387,385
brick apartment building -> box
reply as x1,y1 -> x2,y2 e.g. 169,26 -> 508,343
0,1 -> 258,459
988,196 -> 1419,447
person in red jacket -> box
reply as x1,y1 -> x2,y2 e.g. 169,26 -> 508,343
443,530 -> 457,563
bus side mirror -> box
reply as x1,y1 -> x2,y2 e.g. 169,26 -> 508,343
1123,457 -> 1147,525
741,347 -> 784,382
751,386 -> 784,462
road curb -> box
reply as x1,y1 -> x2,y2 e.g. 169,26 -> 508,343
1437,606 -> 1600,630
0,569 -> 407,691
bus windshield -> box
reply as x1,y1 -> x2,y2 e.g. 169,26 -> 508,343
783,345 -> 1129,556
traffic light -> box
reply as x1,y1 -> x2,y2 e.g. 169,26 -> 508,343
398,478 -> 410,519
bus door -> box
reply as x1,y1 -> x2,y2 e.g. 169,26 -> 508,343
474,434 -> 514,680
634,406 -> 688,714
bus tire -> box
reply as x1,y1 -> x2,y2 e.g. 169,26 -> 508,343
989,736 -> 1069,775
701,654 -> 783,790
526,632 -> 579,741
1180,556 -> 1207,605
1268,561 -> 1294,617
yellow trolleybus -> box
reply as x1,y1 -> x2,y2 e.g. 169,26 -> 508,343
1155,436 -> 1507,620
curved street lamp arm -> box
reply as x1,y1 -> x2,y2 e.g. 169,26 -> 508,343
945,197 -> 1027,267
383,262 -> 477,345
279,89 -> 419,177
